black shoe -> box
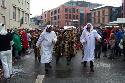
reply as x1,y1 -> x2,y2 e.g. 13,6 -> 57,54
67,61 -> 70,65
45,69 -> 49,75
103,55 -> 107,57
83,61 -> 87,67
38,57 -> 41,62
123,59 -> 125,61
90,69 -> 94,72
97,57 -> 100,59
49,65 -> 52,69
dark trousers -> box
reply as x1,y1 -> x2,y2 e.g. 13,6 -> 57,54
45,63 -> 51,74
83,61 -> 94,71
34,47 -> 40,62
123,48 -> 125,59
95,48 -> 101,59
28,41 -> 32,48
12,46 -> 21,59
109,47 -> 115,59
115,42 -> 121,56
102,44 -> 107,57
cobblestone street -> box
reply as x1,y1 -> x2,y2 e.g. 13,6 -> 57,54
0,50 -> 125,83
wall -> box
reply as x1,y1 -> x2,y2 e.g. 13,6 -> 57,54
0,0 -> 30,29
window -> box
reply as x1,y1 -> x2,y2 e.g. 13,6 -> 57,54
73,15 -> 75,19
76,9 -> 79,13
25,13 -> 27,23
54,10 -> 57,14
27,14 -> 30,23
72,8 -> 75,13
18,9 -> 20,21
94,12 -> 96,17
69,14 -> 71,19
22,11 -> 24,18
102,10 -> 105,16
98,18 -> 100,23
65,14 -> 68,19
65,8 -> 68,13
21,11 -> 24,23
98,11 -> 100,17
45,14 -> 46,18
2,16 -> 5,25
76,15 -> 78,19
69,9 -> 72,13
1,0 -> 6,8
27,2 -> 29,9
51,11 -> 53,16
24,14 -> 29,24
54,22 -> 56,25
13,6 -> 16,21
54,16 -> 57,20
58,9 -> 60,13
58,21 -> 59,25
102,17 -> 105,23
58,15 -> 60,19
51,17 -> 53,21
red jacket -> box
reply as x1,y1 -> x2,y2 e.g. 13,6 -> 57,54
20,31 -> 29,49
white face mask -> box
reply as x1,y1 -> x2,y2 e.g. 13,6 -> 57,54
0,23 -> 7,35
0,23 -> 3,31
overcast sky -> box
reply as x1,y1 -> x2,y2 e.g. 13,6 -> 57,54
30,0 -> 122,17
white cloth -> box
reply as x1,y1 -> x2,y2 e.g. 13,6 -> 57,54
0,23 -> 7,35
27,33 -> 32,41
80,23 -> 101,62
0,50 -> 12,78
36,30 -> 57,63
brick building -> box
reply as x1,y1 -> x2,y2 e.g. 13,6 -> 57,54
42,1 -> 101,28
50,5 -> 80,28
42,10 -> 50,25
91,6 -> 121,26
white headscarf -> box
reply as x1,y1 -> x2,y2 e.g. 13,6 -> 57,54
42,25 -> 52,34
83,23 -> 93,32
0,23 -> 7,35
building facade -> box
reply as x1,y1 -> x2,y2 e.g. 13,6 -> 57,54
50,5 -> 80,28
42,1 -> 101,28
64,1 -> 102,26
42,10 -> 50,25
91,6 -> 120,26
0,0 -> 30,29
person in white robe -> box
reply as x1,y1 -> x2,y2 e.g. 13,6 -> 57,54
36,26 -> 57,74
80,23 -> 101,72
0,23 -> 13,79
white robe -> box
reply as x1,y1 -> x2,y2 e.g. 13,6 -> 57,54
36,31 -> 57,63
80,29 -> 101,62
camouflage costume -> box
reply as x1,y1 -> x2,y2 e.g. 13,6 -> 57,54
54,31 -> 63,63
63,30 -> 75,65
54,29 -> 77,65
32,30 -> 41,62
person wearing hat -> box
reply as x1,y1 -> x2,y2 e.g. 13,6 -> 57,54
0,23 -> 13,79
12,29 -> 22,60
80,23 -> 101,72
36,26 -> 57,75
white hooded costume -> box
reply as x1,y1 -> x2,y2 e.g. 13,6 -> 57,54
36,26 -> 57,63
0,23 -> 13,78
80,23 -> 101,62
